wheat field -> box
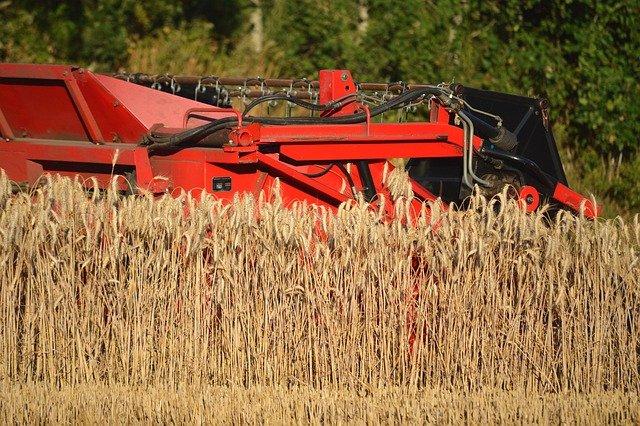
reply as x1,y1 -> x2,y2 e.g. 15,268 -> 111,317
0,172 -> 638,423
2,384 -> 638,424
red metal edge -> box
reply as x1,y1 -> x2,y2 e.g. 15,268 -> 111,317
552,182 -> 601,219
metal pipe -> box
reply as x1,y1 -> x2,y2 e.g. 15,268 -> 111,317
459,113 -> 472,188
459,111 -> 491,187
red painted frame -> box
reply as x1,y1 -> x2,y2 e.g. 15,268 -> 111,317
0,63 -> 599,218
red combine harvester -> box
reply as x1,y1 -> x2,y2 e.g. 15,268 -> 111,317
0,63 -> 599,218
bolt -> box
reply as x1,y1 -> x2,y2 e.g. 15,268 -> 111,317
526,194 -> 534,204
62,71 -> 68,76
341,72 -> 349,82
539,98 -> 549,109
113,101 -> 119,107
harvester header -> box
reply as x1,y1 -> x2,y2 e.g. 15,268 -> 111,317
0,63 -> 599,218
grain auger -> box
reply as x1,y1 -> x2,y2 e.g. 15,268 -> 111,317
0,63 -> 600,218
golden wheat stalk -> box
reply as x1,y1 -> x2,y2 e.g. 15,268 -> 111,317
0,173 -> 638,393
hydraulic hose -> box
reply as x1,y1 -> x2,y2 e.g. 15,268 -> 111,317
463,110 -> 518,151
481,147 -> 555,189
144,86 -> 450,150
242,94 -> 332,116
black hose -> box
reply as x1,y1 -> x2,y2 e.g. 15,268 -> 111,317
242,94 -> 333,116
356,161 -> 376,201
250,86 -> 440,126
481,147 -> 555,189
300,163 -> 359,198
463,110 -> 500,139
247,92 -> 410,125
336,163 -> 358,198
463,109 -> 518,151
144,116 -> 238,152
302,163 -> 335,178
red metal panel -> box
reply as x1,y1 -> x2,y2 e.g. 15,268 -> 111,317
64,77 -> 105,143
552,183 -> 601,219
257,122 -> 460,143
257,153 -> 350,205
0,63 -> 75,80
2,139 -> 137,165
93,74 -> 235,129
319,70 -> 359,116
0,106 -> 15,139
0,150 -> 43,182
0,64 -> 237,145
0,77 -> 90,141
74,71 -> 147,144
281,142 -> 462,161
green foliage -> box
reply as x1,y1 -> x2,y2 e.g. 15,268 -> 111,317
350,1 -> 446,82
2,0 -> 189,70
1,0 -> 638,214
182,0 -> 250,47
591,150 -> 640,214
0,4 -> 52,63
263,1 -> 360,77
615,153 -> 640,211
81,0 -> 130,69
127,21 -> 220,75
